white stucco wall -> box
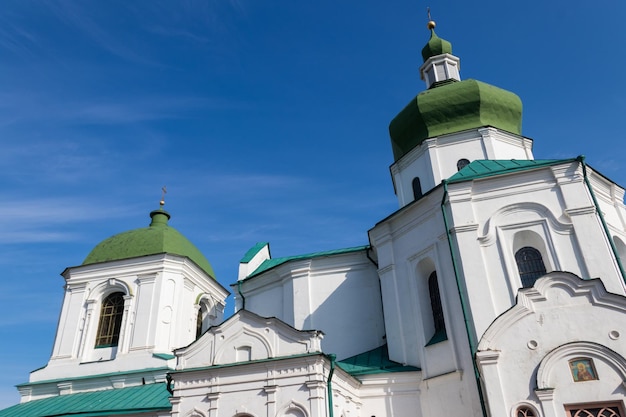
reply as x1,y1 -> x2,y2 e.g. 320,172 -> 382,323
235,250 -> 385,361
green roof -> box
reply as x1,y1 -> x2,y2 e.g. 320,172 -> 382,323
421,29 -> 452,62
246,245 -> 369,279
337,344 -> 420,376
389,79 -> 523,161
240,242 -> 269,263
447,159 -> 577,183
0,383 -> 171,417
83,208 -> 216,278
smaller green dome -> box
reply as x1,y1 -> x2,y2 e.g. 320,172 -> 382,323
83,208 -> 216,278
421,30 -> 452,62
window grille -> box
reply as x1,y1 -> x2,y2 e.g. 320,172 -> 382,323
95,292 -> 125,348
515,247 -> 546,288
517,406 -> 536,417
567,405 -> 623,417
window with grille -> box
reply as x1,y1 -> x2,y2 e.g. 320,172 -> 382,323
428,272 -> 446,336
95,292 -> 125,348
566,403 -> 624,417
515,246 -> 546,288
516,406 -> 536,417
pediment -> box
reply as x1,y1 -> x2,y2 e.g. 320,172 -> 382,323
478,272 -> 626,352
174,310 -> 323,370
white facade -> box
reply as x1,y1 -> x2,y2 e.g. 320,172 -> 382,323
21,253 -> 228,404
3,24 -> 626,417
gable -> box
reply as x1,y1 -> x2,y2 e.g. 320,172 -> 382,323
174,310 -> 323,370
478,271 -> 626,353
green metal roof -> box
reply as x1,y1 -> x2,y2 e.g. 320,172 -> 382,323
0,383 -> 171,417
337,344 -> 420,376
245,245 -> 369,279
389,79 -> 523,161
240,242 -> 269,263
17,367 -> 170,388
82,208 -> 216,279
447,159 -> 577,183
421,29 -> 452,62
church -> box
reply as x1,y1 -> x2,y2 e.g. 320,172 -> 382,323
1,18 -> 625,417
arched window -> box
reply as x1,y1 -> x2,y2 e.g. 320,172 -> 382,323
457,158 -> 470,171
428,272 -> 446,337
516,406 -> 537,417
195,300 -> 213,339
95,292 -> 125,348
195,308 -> 203,339
515,247 -> 546,288
412,177 -> 422,200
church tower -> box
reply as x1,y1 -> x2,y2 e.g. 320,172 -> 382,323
19,203 -> 229,403
388,19 -> 531,208
371,16 -> 626,417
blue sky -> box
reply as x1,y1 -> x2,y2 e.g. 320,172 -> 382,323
1,0 -> 625,407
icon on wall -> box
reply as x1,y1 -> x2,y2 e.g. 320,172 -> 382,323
569,358 -> 598,382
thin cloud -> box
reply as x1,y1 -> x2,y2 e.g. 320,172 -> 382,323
0,91 -> 238,127
42,0 -> 161,67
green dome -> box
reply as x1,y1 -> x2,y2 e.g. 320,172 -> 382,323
389,79 -> 523,161
421,30 -> 452,62
83,208 -> 216,278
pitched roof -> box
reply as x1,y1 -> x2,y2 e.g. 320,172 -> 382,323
337,344 -> 420,376
246,245 -> 370,278
447,158 -> 577,183
0,383 -> 171,417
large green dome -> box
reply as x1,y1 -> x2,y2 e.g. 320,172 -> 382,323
389,79 -> 523,161
83,208 -> 216,278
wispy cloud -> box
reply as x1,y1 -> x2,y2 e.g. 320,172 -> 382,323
0,197 -> 135,244
0,91 -> 239,127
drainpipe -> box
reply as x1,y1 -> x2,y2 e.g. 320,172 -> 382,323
326,354 -> 336,417
577,155 -> 626,285
441,180 -> 488,417
237,280 -> 246,310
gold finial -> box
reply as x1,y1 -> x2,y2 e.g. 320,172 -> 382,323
160,186 -> 167,206
427,7 -> 436,30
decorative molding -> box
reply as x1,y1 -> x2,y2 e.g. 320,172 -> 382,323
564,206 -> 596,217
475,350 -> 500,365
478,272 -> 626,350
536,341 -> 626,389
450,223 -> 479,234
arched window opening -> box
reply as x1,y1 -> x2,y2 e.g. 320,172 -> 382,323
195,300 -> 213,339
412,177 -> 422,200
427,272 -> 446,343
515,247 -> 547,288
516,406 -> 537,417
95,292 -> 125,348
457,158 -> 470,171
195,308 -> 203,339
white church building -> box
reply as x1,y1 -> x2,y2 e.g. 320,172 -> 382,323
1,19 -> 626,417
